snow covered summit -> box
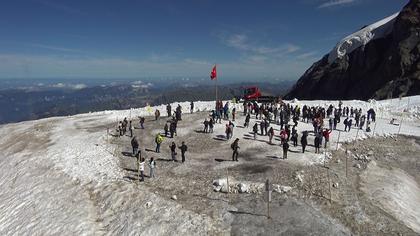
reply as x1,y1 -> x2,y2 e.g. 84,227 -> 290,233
328,12 -> 399,63
286,0 -> 420,100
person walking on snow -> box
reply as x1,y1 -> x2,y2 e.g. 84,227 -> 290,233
232,107 -> 236,121
231,138 -> 240,161
291,128 -> 298,147
190,101 -> 194,113
323,129 -> 332,148
301,131 -> 308,153
314,133 -> 321,153
178,141 -> 188,163
166,104 -> 172,117
344,117 -> 349,132
347,119 -> 353,132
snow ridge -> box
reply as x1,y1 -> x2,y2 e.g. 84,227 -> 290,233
328,12 -> 399,63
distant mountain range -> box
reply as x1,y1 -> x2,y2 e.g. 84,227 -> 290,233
286,0 -> 420,100
0,80 -> 293,124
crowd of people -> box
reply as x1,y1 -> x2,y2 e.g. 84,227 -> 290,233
115,100 -> 377,182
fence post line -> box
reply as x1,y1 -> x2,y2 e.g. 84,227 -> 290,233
336,130 -> 341,151
345,148 -> 348,179
226,167 -> 230,203
398,116 -> 404,135
327,167 -> 332,203
372,121 -> 377,136
355,127 -> 360,140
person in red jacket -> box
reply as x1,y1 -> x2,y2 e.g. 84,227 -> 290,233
322,129 -> 332,148
280,129 -> 288,144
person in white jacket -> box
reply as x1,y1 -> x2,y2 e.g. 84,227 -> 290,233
148,157 -> 156,178
137,154 -> 145,182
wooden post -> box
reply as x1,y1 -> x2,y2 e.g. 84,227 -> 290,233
398,116 -> 403,135
107,128 -> 109,144
265,179 -> 271,219
226,167 -> 230,200
345,148 -> 348,179
372,121 -> 377,136
137,153 -> 140,182
327,167 -> 332,203
355,127 -> 360,140
336,131 -> 341,151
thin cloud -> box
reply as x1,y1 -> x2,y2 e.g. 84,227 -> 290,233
27,43 -> 83,53
296,51 -> 319,60
318,0 -> 356,8
35,0 -> 87,15
223,33 -> 300,57
0,53 -> 316,79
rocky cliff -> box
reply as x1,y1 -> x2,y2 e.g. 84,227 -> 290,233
286,0 -> 420,100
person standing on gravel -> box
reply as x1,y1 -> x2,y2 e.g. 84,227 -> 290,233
231,138 -> 240,161
170,142 -> 177,161
178,141 -> 188,163
131,136 -> 139,156
282,141 -> 289,159
225,124 -> 232,139
136,153 -> 145,182
209,118 -> 214,133
253,123 -> 258,140
268,127 -> 274,144
155,133 -> 164,153
203,119 -> 209,133
148,157 -> 156,178
244,113 -> 250,128
155,109 -> 160,121
139,117 -> 145,129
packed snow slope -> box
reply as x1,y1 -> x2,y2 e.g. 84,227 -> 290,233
0,96 -> 419,235
286,0 -> 420,100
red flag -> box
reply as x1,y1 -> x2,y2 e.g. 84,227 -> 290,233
210,65 -> 217,80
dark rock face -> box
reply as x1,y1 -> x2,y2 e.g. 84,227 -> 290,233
286,0 -> 420,100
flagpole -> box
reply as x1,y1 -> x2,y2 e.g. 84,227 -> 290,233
213,64 -> 218,110
216,73 -> 218,107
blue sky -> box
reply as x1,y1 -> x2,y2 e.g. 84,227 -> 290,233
0,0 -> 407,81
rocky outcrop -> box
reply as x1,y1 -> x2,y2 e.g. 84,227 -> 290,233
286,0 -> 420,100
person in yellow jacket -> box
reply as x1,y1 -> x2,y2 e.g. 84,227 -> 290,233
155,133 -> 164,153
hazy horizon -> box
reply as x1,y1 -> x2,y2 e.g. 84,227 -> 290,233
0,0 -> 406,80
